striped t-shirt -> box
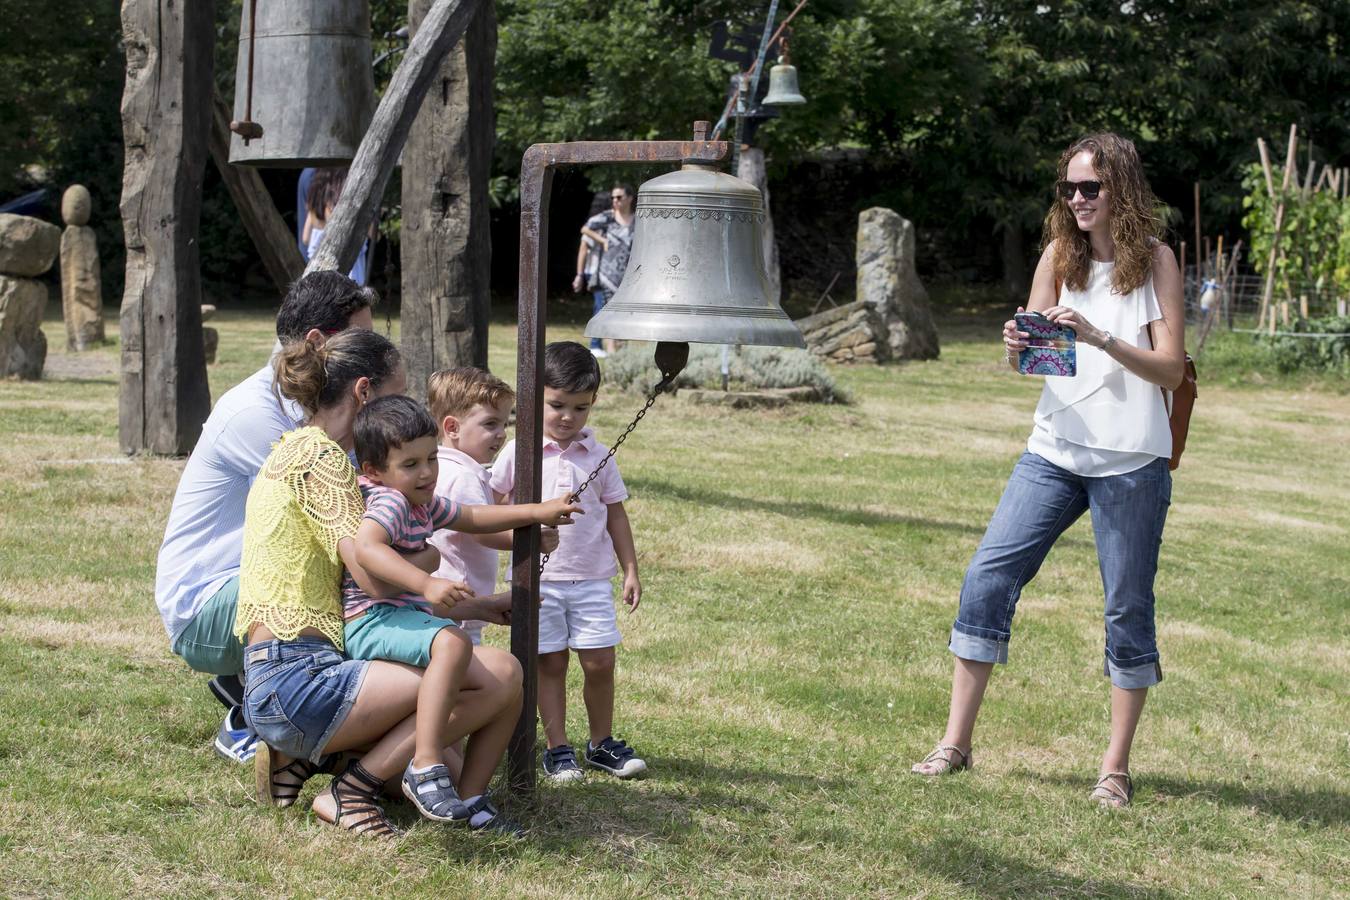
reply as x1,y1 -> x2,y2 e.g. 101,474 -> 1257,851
340,479 -> 460,619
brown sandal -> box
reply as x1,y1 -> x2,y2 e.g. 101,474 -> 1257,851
1090,771 -> 1134,808
911,744 -> 973,776
316,760 -> 402,838
253,743 -> 336,808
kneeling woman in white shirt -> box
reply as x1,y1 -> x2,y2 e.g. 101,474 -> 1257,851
911,133 -> 1187,809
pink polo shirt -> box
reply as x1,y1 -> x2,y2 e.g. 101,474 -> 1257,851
490,428 -> 628,582
428,446 -> 499,598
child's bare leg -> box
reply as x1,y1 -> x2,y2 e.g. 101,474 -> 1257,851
537,649 -> 570,747
578,646 -> 616,745
456,647 -> 524,799
413,626 -> 473,768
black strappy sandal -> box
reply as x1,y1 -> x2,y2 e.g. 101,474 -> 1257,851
253,743 -> 338,808
317,760 -> 402,838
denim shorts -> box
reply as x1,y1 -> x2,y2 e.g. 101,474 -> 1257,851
950,452 -> 1171,689
241,639 -> 369,764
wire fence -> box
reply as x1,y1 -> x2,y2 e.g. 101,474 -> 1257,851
1183,266 -> 1349,332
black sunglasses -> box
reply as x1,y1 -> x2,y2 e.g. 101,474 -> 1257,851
1056,179 -> 1102,201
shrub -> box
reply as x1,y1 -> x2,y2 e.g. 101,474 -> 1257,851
603,343 -> 847,403
1262,316 -> 1350,375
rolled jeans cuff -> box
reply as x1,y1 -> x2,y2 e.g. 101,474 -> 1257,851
1105,657 -> 1163,689
949,626 -> 1008,665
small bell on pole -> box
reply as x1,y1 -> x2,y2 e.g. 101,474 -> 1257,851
763,39 -> 807,107
584,163 -> 805,349
228,0 -> 378,167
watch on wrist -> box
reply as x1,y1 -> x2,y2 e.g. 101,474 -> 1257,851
1101,330 -> 1117,351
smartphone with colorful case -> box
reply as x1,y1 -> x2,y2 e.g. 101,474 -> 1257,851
1015,311 -> 1077,376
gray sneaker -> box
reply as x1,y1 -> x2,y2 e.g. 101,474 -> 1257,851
541,744 -> 585,782
401,762 -> 468,822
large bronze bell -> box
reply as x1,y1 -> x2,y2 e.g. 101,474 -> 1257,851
228,0 -> 377,167
584,164 -> 805,348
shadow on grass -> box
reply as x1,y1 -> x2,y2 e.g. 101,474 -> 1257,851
1030,772 -> 1350,828
459,755 -> 855,855
628,476 -> 987,536
908,836 -> 1177,899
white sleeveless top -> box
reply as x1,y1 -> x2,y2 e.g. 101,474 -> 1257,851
1026,259 -> 1171,476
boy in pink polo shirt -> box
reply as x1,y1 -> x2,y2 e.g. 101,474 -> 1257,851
490,341 -> 646,782
425,368 -> 557,644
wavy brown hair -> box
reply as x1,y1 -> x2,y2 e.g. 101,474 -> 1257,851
1043,133 -> 1160,295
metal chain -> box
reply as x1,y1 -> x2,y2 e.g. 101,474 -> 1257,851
537,374 -> 676,574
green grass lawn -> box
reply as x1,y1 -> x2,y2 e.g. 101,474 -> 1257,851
1,298 -> 1347,898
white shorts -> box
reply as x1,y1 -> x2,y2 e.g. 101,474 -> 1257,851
538,578 -> 620,653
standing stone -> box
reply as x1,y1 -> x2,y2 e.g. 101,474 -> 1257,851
737,147 -> 781,306
856,208 -> 939,360
0,213 -> 61,277
60,185 -> 105,350
0,276 -> 48,379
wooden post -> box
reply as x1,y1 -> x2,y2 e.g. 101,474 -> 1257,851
1257,125 -> 1298,329
1193,182 -> 1202,281
1299,295 -> 1308,320
208,90 -> 304,294
400,0 -> 496,389
118,0 -> 215,455
307,0 -> 486,277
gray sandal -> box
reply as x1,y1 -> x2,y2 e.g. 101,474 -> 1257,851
911,744 -> 973,776
401,762 -> 468,822
1091,771 -> 1134,808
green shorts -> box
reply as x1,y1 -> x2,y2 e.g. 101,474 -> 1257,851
342,603 -> 461,669
170,577 -> 244,676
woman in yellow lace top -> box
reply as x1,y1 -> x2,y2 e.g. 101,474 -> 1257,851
237,330 -> 579,837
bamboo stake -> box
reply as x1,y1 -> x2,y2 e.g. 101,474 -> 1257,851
1257,138 -> 1276,198
1257,124 -> 1298,329
1299,295 -> 1309,319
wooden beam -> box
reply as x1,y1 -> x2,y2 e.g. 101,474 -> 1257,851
118,0 -> 215,455
307,0 -> 485,277
400,0 -> 495,390
208,90 -> 304,295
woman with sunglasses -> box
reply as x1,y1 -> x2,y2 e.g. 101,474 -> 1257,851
911,133 -> 1186,808
572,184 -> 637,358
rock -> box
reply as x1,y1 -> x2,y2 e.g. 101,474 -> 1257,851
200,304 -> 217,322
0,276 -> 48,379
0,213 -> 60,277
61,185 -> 92,228
682,389 -> 788,409
203,326 -> 219,365
60,225 -> 103,350
855,207 -> 940,360
795,299 -> 888,364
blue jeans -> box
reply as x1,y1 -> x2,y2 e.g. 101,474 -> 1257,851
950,452 -> 1171,689
241,639 -> 369,764
591,289 -> 609,349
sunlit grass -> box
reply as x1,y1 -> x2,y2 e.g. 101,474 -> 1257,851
0,298 -> 1346,897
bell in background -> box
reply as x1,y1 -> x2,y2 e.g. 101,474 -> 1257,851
585,164 -> 805,348
763,48 -> 807,107
229,0 -> 377,167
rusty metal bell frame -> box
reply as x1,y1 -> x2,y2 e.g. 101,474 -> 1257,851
585,164 -> 805,348
229,0 -> 377,167
763,58 -> 807,106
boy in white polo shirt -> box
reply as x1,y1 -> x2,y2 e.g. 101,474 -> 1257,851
425,368 -> 557,644
490,342 -> 646,782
